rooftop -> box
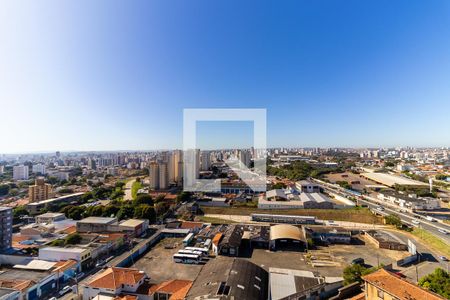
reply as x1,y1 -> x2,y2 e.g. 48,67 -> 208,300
86,267 -> 146,290
362,173 -> 428,187
77,216 -> 118,224
363,268 -> 444,300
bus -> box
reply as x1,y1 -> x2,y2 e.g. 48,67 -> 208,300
173,253 -> 201,264
183,233 -> 194,246
178,249 -> 204,257
185,247 -> 209,255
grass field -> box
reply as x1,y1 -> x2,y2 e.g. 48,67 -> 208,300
131,181 -> 143,199
201,206 -> 383,224
411,228 -> 450,257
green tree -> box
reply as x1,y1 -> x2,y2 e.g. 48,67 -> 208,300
176,192 -> 192,203
343,264 -> 381,285
65,233 -> 82,245
134,194 -> 153,206
68,206 -> 85,220
133,204 -> 156,223
50,239 -> 65,246
102,205 -> 120,218
418,268 -> 450,299
13,206 -> 29,222
116,205 -> 135,220
385,214 -> 402,229
0,184 -> 10,196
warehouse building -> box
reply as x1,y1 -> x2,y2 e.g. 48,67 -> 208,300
269,224 -> 307,251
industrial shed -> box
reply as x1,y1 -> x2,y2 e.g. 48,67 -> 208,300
269,224 -> 306,251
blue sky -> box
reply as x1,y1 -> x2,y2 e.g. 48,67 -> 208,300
1,0 -> 450,153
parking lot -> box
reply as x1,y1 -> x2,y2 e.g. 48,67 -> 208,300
132,238 -> 204,283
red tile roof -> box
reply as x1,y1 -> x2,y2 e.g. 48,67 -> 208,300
149,280 -> 193,300
363,269 -> 445,300
86,267 -> 146,290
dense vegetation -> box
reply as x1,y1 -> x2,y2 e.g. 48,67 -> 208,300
418,268 -> 450,299
267,161 -> 343,180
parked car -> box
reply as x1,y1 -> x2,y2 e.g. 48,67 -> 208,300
59,286 -> 72,296
440,256 -> 448,261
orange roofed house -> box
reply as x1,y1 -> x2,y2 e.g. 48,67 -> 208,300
362,269 -> 445,300
82,267 -> 147,300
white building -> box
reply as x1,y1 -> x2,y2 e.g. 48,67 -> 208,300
13,165 -> 29,180
38,246 -> 91,263
32,164 -> 46,175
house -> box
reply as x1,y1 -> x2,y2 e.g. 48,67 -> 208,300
148,279 -> 193,300
82,267 -> 147,300
296,180 -> 321,193
38,247 -> 91,266
361,268 -> 444,300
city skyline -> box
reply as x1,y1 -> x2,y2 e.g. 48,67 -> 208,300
2,0 -> 450,152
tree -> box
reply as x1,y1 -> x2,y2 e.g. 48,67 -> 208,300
343,264 -> 381,285
102,205 -> 120,218
67,206 -> 85,220
176,192 -> 192,203
385,214 -> 402,229
155,202 -> 169,217
65,233 -> 82,245
134,204 -> 156,223
116,205 -> 134,220
134,194 -> 153,206
418,268 -> 450,299
50,239 -> 65,246
0,184 -> 10,196
13,206 -> 29,222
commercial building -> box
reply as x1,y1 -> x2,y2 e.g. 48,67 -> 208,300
117,219 -> 149,237
38,246 -> 91,264
76,217 -> 118,233
269,268 -> 343,300
269,224 -> 306,251
0,207 -> 12,251
361,172 -> 428,188
296,180 -> 321,193
377,190 -> 440,211
28,177 -> 52,202
258,189 -> 334,209
305,226 -> 352,245
363,230 -> 407,251
186,257 -> 268,300
35,212 -> 66,224
361,268 -> 444,300
13,165 -> 29,180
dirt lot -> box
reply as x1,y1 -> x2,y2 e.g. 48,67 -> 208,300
132,238 -> 204,283
325,172 -> 376,192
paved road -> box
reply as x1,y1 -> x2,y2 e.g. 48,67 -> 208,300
312,178 -> 450,246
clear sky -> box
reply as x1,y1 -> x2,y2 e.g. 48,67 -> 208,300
1,0 -> 450,153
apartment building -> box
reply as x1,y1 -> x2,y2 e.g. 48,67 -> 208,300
13,165 -> 29,180
28,177 -> 52,202
0,207 -> 12,251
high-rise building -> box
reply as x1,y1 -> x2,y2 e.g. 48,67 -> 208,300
168,150 -> 183,185
32,163 -> 46,175
13,165 -> 29,180
200,151 -> 211,171
149,162 -> 159,190
0,207 -> 12,251
88,158 -> 97,170
159,163 -> 168,190
29,177 -> 52,202
0,165 -> 4,175
238,150 -> 251,168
